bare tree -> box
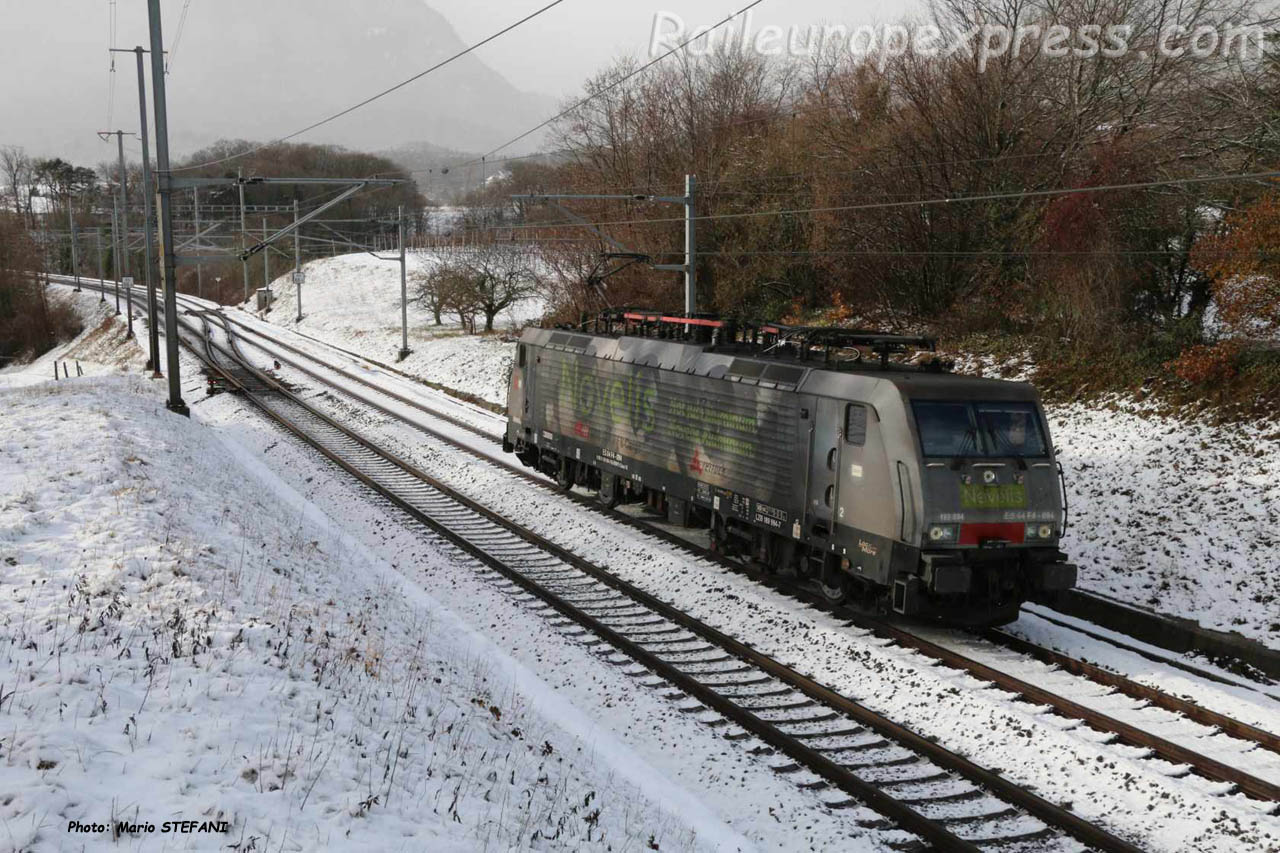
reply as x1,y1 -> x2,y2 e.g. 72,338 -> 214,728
413,256 -> 484,332
453,243 -> 540,332
0,146 -> 32,225
409,262 -> 447,325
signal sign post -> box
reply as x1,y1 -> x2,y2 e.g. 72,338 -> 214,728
292,270 -> 305,323
123,276 -> 135,338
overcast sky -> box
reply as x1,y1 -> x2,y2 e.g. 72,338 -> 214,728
429,0 -> 897,91
1,0 -> 902,164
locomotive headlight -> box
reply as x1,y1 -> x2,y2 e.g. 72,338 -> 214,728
928,524 -> 957,542
1025,523 -> 1056,540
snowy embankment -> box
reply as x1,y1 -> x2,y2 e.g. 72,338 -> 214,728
1046,401 -> 1279,646
0,347 -> 723,847
0,289 -> 146,390
251,252 -> 528,407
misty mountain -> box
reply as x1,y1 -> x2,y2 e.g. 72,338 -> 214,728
3,0 -> 558,167
168,0 -> 557,157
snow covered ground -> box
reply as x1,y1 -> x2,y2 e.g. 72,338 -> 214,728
0,303 -> 753,852
5,283 -> 920,851
1046,400 -> 1280,646
249,252 -> 530,407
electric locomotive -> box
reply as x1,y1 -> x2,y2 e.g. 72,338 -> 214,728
503,310 -> 1076,626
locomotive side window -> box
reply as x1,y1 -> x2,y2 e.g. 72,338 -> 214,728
844,404 -> 867,446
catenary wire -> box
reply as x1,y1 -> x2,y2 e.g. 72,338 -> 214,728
475,169 -> 1280,233
167,0 -> 194,74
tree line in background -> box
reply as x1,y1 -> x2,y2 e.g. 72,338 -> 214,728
0,140 -> 424,358
465,0 -> 1280,406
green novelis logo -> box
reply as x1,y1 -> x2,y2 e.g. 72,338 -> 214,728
559,358 -> 658,437
959,483 -> 1027,510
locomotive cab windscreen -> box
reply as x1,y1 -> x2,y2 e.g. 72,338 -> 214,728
913,400 -> 1048,460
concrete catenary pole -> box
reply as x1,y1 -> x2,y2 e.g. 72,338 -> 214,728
68,207 -> 80,291
684,174 -> 697,316
294,198 -> 302,322
116,131 -> 133,338
398,205 -> 410,361
147,0 -> 188,415
96,227 -> 105,302
133,46 -> 161,376
110,199 -> 121,314
239,168 -> 248,303
262,217 -> 269,294
193,187 -> 202,299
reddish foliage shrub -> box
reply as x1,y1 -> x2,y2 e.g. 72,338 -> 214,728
1165,341 -> 1243,385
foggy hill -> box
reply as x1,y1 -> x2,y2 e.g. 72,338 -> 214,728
3,0 -> 557,166
167,0 -> 557,157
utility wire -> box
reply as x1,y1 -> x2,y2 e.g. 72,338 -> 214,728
173,0 -> 571,173
167,0 -> 194,74
485,169 -> 1280,233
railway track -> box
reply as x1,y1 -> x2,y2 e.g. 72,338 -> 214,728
205,304 -> 1280,808
177,309 -> 1147,852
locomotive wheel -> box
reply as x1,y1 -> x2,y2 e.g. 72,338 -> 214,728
796,553 -> 819,580
709,513 -> 728,555
597,472 -> 621,509
556,458 -> 576,491
820,573 -> 850,606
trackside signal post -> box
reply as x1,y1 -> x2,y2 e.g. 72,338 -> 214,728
399,205 -> 410,361
294,199 -> 303,322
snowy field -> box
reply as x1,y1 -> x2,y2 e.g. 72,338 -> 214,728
250,252 -> 531,407
251,256 -> 1280,649
0,300 -> 745,852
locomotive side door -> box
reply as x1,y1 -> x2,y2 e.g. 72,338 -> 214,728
507,343 -> 533,438
805,397 -> 844,540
